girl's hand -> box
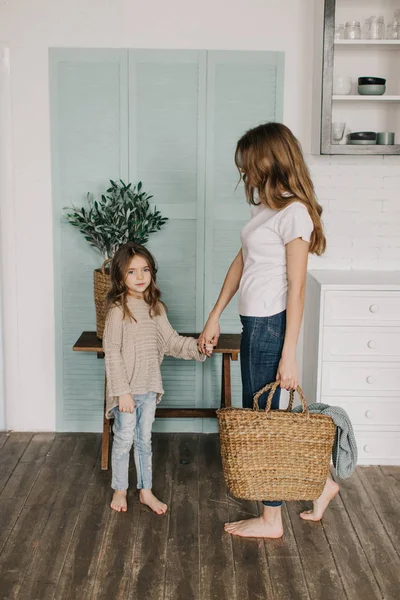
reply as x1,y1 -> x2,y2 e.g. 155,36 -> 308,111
198,316 -> 220,356
119,394 -> 135,413
204,343 -> 214,356
276,353 -> 298,390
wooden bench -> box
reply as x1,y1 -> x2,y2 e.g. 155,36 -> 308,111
73,331 -> 241,469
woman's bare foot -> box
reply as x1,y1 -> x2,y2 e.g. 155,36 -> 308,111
300,477 -> 340,522
224,506 -> 283,538
110,490 -> 127,512
139,489 -> 168,515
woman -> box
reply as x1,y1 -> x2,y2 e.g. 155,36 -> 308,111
198,122 -> 339,538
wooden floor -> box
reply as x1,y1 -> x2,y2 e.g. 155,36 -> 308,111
0,433 -> 399,600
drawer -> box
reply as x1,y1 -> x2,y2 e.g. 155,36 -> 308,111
355,431 -> 400,464
324,291 -> 400,327
320,397 -> 400,426
322,327 -> 400,362
321,362 -> 400,396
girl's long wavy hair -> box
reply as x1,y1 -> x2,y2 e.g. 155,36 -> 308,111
235,122 -> 326,255
106,242 -> 164,321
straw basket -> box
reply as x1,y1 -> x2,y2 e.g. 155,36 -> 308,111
93,258 -> 112,339
217,382 -> 336,501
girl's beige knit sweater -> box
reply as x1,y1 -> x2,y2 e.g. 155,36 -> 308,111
103,297 -> 206,418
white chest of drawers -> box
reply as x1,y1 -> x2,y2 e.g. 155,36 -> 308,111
302,270 -> 400,465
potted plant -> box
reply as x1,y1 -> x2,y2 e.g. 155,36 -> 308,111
64,179 -> 168,338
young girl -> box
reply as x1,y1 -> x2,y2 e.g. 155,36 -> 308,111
103,242 -> 211,514
199,122 -> 338,538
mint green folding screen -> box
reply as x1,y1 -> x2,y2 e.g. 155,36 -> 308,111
50,48 -> 284,432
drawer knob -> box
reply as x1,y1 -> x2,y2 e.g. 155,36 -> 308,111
365,410 -> 374,419
366,376 -> 373,384
369,304 -> 379,314
367,340 -> 376,349
363,444 -> 371,453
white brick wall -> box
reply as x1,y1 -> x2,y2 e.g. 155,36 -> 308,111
306,154 -> 400,270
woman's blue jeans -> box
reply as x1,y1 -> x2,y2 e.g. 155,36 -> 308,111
240,311 -> 286,507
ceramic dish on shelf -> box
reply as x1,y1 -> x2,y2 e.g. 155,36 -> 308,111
358,76 -> 386,85
358,76 -> 386,95
348,139 -> 377,145
358,84 -> 386,95
346,131 -> 377,145
377,132 -> 395,145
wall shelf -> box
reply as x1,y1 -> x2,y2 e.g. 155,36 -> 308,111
324,144 -> 400,154
313,0 -> 400,155
335,40 -> 400,48
333,95 -> 400,101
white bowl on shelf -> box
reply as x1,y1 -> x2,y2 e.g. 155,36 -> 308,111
333,75 -> 352,95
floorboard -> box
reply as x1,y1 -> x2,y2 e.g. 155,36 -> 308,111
0,432 -> 398,600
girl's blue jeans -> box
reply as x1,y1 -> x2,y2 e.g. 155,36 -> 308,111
240,311 -> 286,508
111,392 -> 157,491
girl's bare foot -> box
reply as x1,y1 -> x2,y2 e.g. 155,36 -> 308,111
110,490 -> 127,512
139,489 -> 167,515
224,506 -> 283,538
300,477 -> 339,522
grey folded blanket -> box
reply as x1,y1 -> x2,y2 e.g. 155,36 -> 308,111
291,403 -> 358,479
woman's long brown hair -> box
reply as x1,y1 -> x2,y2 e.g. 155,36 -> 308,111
106,242 -> 164,321
235,122 -> 326,255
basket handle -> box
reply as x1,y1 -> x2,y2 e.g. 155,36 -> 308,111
101,258 -> 112,274
253,381 -> 310,418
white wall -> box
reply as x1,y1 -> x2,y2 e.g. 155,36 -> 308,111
0,0 -> 399,431
0,45 -> 15,431
308,154 -> 400,271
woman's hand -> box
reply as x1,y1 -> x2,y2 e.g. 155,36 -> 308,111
276,352 -> 298,390
198,315 -> 220,356
119,393 -> 135,413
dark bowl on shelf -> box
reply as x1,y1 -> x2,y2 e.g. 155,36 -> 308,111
346,131 -> 377,145
347,131 -> 377,141
358,76 -> 386,85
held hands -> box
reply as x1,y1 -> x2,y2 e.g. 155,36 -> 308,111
203,343 -> 214,356
198,314 -> 220,357
119,393 -> 135,413
276,352 -> 299,391
196,338 -> 215,357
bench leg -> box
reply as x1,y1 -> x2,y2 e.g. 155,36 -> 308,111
101,375 -> 110,470
221,353 -> 232,408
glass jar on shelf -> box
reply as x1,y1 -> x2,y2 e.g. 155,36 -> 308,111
361,18 -> 371,39
369,16 -> 385,40
387,20 -> 400,39
344,21 -> 361,40
378,16 -> 385,39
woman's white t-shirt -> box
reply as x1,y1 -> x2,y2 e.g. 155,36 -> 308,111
238,200 -> 314,317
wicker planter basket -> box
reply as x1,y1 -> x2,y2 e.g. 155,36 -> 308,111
217,382 -> 336,501
93,258 -> 112,339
